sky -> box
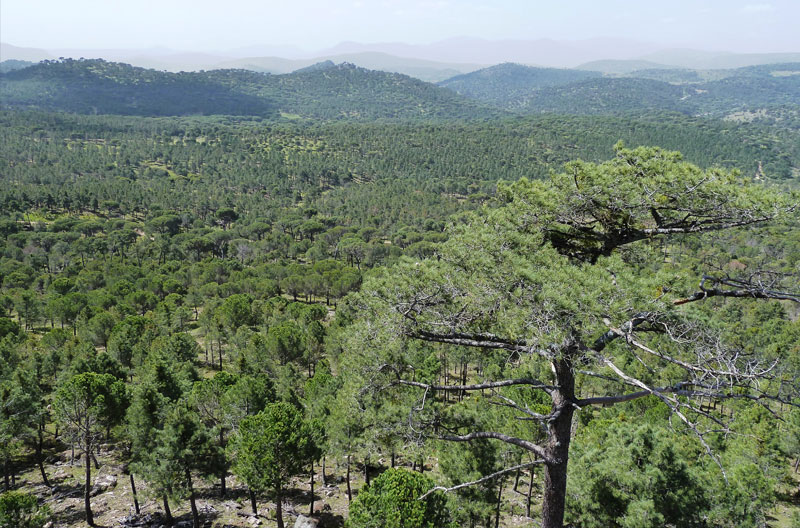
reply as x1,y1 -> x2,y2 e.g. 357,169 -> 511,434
1,0 -> 799,54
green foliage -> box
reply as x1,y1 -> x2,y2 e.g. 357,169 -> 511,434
343,144 -> 798,526
566,422 -> 708,527
438,439 -> 500,526
53,372 -> 128,442
0,318 -> 21,340
346,468 -> 453,528
266,321 -> 305,365
0,491 -> 49,528
229,402 -> 320,495
0,67 -> 797,528
143,401 -> 224,501
216,293 -> 255,330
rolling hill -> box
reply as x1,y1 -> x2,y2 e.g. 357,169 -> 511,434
438,62 -> 800,116
438,63 -> 602,109
0,59 -> 503,120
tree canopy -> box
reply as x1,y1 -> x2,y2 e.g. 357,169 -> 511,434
342,144 -> 799,528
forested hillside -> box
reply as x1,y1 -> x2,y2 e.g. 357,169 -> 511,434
438,63 -> 601,106
1,52 -> 799,528
0,59 -> 502,120
438,61 -> 800,117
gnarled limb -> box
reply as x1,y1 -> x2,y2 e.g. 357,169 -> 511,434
419,459 -> 546,500
438,431 -> 550,462
675,274 -> 800,305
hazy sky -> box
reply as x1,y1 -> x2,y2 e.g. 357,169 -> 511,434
2,0 -> 798,53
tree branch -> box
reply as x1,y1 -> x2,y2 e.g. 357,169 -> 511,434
674,275 -> 800,305
405,329 -> 539,357
418,460 -> 546,500
438,431 -> 550,462
394,378 -> 554,394
576,383 -> 692,407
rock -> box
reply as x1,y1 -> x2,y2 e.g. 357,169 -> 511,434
294,515 -> 318,528
90,474 -> 117,496
324,489 -> 336,498
247,516 -> 262,526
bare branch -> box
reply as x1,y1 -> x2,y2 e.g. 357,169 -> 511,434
674,274 -> 800,305
394,378 -> 555,394
576,383 -> 691,407
438,431 -> 551,462
600,356 -> 727,479
418,460 -> 546,500
402,328 -> 549,357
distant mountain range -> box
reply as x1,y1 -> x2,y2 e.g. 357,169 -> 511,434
439,64 -> 601,109
0,59 -> 503,120
3,39 -> 799,81
436,62 -> 800,116
215,52 -> 484,82
0,42 -> 484,82
3,57 -> 799,122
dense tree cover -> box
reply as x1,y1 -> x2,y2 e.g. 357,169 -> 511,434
0,60 -> 33,74
437,61 -> 800,117
0,71 -> 798,527
0,59 -> 501,120
3,59 -> 800,121
338,145 -> 800,527
438,63 -> 602,107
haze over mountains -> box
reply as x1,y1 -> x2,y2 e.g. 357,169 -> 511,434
2,56 -> 798,124
3,38 -> 800,82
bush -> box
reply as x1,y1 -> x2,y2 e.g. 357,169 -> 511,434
0,491 -> 49,528
347,468 -> 453,528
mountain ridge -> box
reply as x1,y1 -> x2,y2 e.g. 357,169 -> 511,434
0,58 -> 503,120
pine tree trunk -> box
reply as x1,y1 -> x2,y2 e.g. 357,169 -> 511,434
85,446 -> 94,526
322,456 -> 327,485
3,458 -> 9,491
187,469 -> 200,528
540,357 -> 576,528
163,495 -> 173,526
494,478 -> 503,528
526,468 -> 534,518
276,486 -> 284,528
364,455 -> 370,486
130,473 -> 140,515
249,489 -> 258,515
36,425 -> 50,487
346,454 -> 352,503
309,460 -> 315,516
219,429 -> 226,497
